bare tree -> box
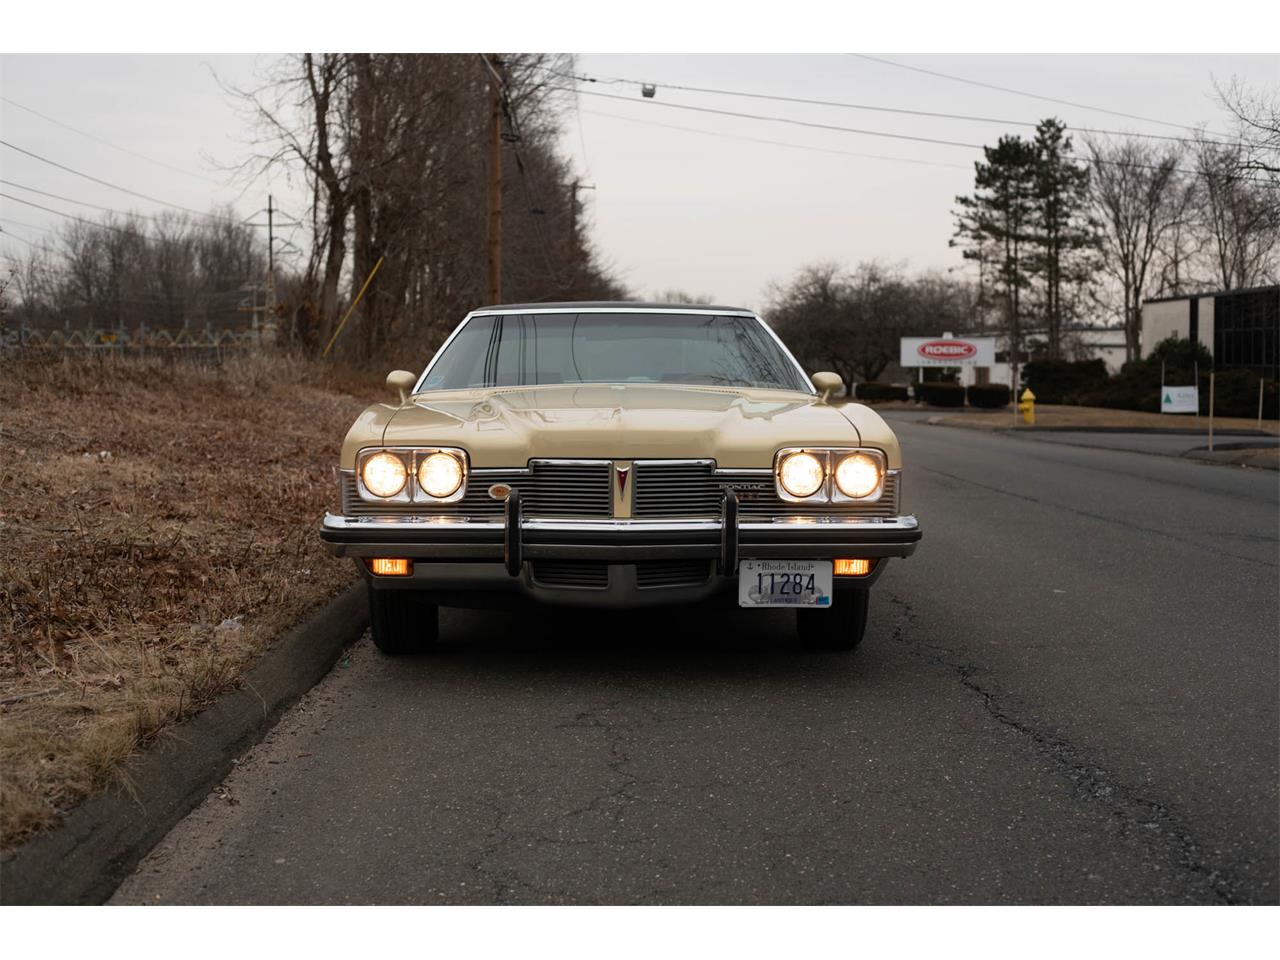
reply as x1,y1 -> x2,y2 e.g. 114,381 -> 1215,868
1215,76 -> 1280,181
1194,136 -> 1280,289
767,262 -> 976,391
1086,137 -> 1185,362
226,53 -> 622,359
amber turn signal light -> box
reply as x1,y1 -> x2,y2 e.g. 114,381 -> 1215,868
833,558 -> 874,577
368,558 -> 412,576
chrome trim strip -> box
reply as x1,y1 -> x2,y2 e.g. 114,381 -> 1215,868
635,458 -> 716,467
528,458 -> 613,467
322,512 -> 920,533
473,306 -> 755,316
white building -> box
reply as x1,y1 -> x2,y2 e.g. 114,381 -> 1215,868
908,325 -> 1127,389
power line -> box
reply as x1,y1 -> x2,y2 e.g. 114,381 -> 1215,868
555,85 -> 1270,185
0,215 -> 54,234
496,67 -> 565,287
0,138 -> 239,223
550,67 -> 1239,149
1,192 -> 154,234
847,54 -> 1233,138
0,95 -> 223,185
553,86 -> 985,151
0,228 -> 39,248
0,178 -> 187,222
578,108 -> 970,169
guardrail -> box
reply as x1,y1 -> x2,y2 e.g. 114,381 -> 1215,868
0,327 -> 260,352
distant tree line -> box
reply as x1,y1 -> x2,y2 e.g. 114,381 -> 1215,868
954,96 -> 1279,367
766,262 -> 978,394
3,211 -> 265,338
768,84 -> 1279,391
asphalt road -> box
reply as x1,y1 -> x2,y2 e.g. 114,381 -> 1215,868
112,419 -> 1279,905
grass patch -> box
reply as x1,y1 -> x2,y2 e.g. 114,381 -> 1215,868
0,349 -> 374,847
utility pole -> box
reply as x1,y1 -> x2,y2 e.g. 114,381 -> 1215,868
568,179 -> 596,254
486,55 -> 504,305
264,194 -> 277,345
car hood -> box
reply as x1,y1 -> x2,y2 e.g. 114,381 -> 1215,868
345,383 -> 900,470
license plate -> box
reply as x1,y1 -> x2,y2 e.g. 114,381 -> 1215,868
738,560 -> 833,608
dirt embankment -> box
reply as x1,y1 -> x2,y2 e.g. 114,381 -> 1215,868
0,351 -> 373,847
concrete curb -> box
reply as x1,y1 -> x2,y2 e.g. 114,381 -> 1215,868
1184,448 -> 1280,470
0,581 -> 368,905
925,417 -> 1274,437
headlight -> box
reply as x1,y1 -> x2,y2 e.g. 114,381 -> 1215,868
778,451 -> 825,498
417,452 -> 464,499
361,452 -> 408,498
835,453 -> 882,498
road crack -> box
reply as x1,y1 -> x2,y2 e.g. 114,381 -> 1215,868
884,591 -> 1251,905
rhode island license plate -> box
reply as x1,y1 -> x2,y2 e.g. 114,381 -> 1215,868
738,560 -> 833,608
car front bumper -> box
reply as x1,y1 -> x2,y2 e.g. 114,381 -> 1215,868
319,493 -> 921,608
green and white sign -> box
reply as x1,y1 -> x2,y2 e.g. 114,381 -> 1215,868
1161,385 -> 1198,414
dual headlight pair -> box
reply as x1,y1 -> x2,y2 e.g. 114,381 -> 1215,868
776,447 -> 885,502
358,447 -> 467,502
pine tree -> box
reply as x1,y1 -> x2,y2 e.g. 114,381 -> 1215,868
953,135 -> 1039,389
1030,119 -> 1098,359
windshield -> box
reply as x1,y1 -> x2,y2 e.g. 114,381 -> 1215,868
420,312 -> 809,392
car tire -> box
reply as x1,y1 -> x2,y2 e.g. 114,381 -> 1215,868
796,589 -> 869,652
368,584 -> 439,655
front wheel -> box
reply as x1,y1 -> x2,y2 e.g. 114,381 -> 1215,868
796,589 -> 869,652
368,584 -> 439,655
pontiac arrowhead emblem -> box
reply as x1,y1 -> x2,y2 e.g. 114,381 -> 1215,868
612,461 -> 633,518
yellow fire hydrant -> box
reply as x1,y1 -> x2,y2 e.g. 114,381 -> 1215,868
1018,387 -> 1036,425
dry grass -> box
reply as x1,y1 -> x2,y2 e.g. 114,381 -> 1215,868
0,350 -> 374,848
931,403 -> 1280,435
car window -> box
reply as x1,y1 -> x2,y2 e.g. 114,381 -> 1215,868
421,313 -> 808,392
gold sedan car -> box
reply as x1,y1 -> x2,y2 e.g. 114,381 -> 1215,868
320,302 -> 921,654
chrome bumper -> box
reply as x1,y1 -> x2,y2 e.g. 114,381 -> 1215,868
320,507 -> 922,565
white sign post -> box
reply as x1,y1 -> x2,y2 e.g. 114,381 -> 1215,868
1161,385 -> 1199,414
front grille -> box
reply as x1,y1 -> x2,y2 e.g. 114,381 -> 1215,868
341,460 -> 611,519
531,561 -> 609,589
530,561 -> 710,591
632,461 -> 723,517
520,461 -> 611,517
631,463 -> 899,519
341,473 -> 508,517
635,559 -> 712,589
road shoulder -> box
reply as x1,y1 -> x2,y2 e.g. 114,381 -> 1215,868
0,582 -> 367,905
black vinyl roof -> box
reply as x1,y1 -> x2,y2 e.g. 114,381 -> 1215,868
470,300 -> 755,314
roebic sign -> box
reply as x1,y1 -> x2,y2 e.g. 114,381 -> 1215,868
918,340 -> 976,360
900,335 -> 996,368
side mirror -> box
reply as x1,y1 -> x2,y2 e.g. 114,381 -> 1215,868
386,370 -> 417,404
811,371 -> 844,403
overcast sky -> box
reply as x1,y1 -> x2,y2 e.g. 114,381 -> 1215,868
1,53 -> 1276,311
